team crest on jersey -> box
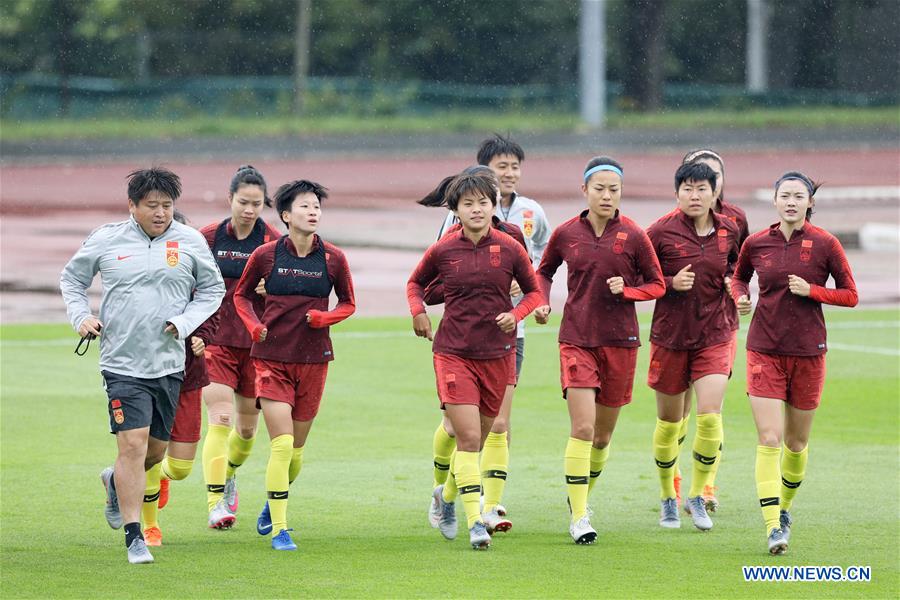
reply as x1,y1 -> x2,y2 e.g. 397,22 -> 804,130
489,244 -> 501,267
523,219 -> 534,238
166,241 -> 179,267
800,239 -> 813,262
717,229 -> 729,253
613,231 -> 628,255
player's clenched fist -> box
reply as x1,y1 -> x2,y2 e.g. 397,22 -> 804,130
672,264 -> 695,292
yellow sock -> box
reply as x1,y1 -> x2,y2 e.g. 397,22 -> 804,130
708,431 -> 724,487
689,413 -> 723,497
454,450 -> 482,528
480,431 -> 508,512
675,414 -> 689,479
780,444 -> 808,511
756,445 -> 782,534
442,449 -> 458,503
267,434 -> 293,536
432,422 -> 456,488
202,424 -> 230,511
161,456 -> 193,481
141,463 -> 162,529
226,430 -> 256,479
564,437 -> 592,521
653,419 -> 680,499
288,446 -> 304,484
588,444 -> 610,494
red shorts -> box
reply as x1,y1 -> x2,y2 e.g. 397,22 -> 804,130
254,359 -> 329,422
647,338 -> 736,395
559,344 -> 638,408
170,387 -> 202,443
746,351 -> 826,410
206,345 -> 257,398
433,353 -> 516,418
728,330 -> 739,369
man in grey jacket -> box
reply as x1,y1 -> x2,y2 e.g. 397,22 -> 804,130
60,167 -> 225,564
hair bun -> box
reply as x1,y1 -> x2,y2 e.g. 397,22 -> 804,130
237,164 -> 256,173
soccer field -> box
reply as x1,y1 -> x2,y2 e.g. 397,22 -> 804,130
1,309 -> 897,599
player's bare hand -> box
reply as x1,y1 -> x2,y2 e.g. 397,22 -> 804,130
190,335 -> 205,356
510,280 -> 522,297
255,278 -> 267,296
78,316 -> 103,338
533,305 -> 551,325
164,322 -> 179,339
736,294 -> 752,315
495,312 -> 516,334
607,276 -> 625,295
788,274 -> 811,297
672,264 -> 695,292
413,313 -> 433,341
724,276 -> 733,296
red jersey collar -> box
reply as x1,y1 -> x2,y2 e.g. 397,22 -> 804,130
677,208 -> 722,231
579,208 -> 621,223
456,225 -> 494,245
767,222 -> 807,239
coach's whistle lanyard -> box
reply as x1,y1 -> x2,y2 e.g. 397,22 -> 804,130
74,333 -> 96,356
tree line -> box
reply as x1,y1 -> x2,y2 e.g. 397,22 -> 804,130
2,0 -> 896,112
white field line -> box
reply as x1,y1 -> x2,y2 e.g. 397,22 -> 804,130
4,320 -> 898,355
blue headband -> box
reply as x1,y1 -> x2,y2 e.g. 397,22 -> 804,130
775,174 -> 814,196
583,164 -> 623,182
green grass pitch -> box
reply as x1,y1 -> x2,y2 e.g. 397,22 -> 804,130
1,309 -> 897,598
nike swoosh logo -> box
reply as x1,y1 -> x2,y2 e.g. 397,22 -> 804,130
760,253 -> 772,259
449,259 -> 463,265
117,255 -> 132,261
674,242 -> 687,249
568,242 -> 579,247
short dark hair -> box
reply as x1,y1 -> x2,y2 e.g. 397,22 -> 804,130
674,162 -> 717,192
418,166 -> 499,208
775,171 -> 821,220
476,133 -> 525,166
445,173 -> 498,212
273,179 -> 328,228
583,156 -> 623,182
230,164 -> 272,207
127,167 -> 181,204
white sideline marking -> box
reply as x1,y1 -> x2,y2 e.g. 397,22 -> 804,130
4,320 -> 898,353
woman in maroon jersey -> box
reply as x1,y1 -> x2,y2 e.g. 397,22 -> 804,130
192,165 -> 280,529
732,172 -> 857,555
233,179 -> 355,551
407,171 -> 543,550
419,167 -> 524,535
670,149 -> 749,513
535,156 -> 665,544
646,161 -> 740,533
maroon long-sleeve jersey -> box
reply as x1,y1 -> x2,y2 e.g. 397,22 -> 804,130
234,235 -> 355,363
537,211 -> 665,348
182,307 -> 220,391
200,218 -> 281,348
717,198 -> 750,249
731,222 -> 858,356
423,216 -> 527,306
647,209 -> 741,350
407,227 -> 542,359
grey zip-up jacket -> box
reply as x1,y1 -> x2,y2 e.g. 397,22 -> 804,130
60,216 -> 225,379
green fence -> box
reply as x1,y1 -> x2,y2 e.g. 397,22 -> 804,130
1,74 -> 896,120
